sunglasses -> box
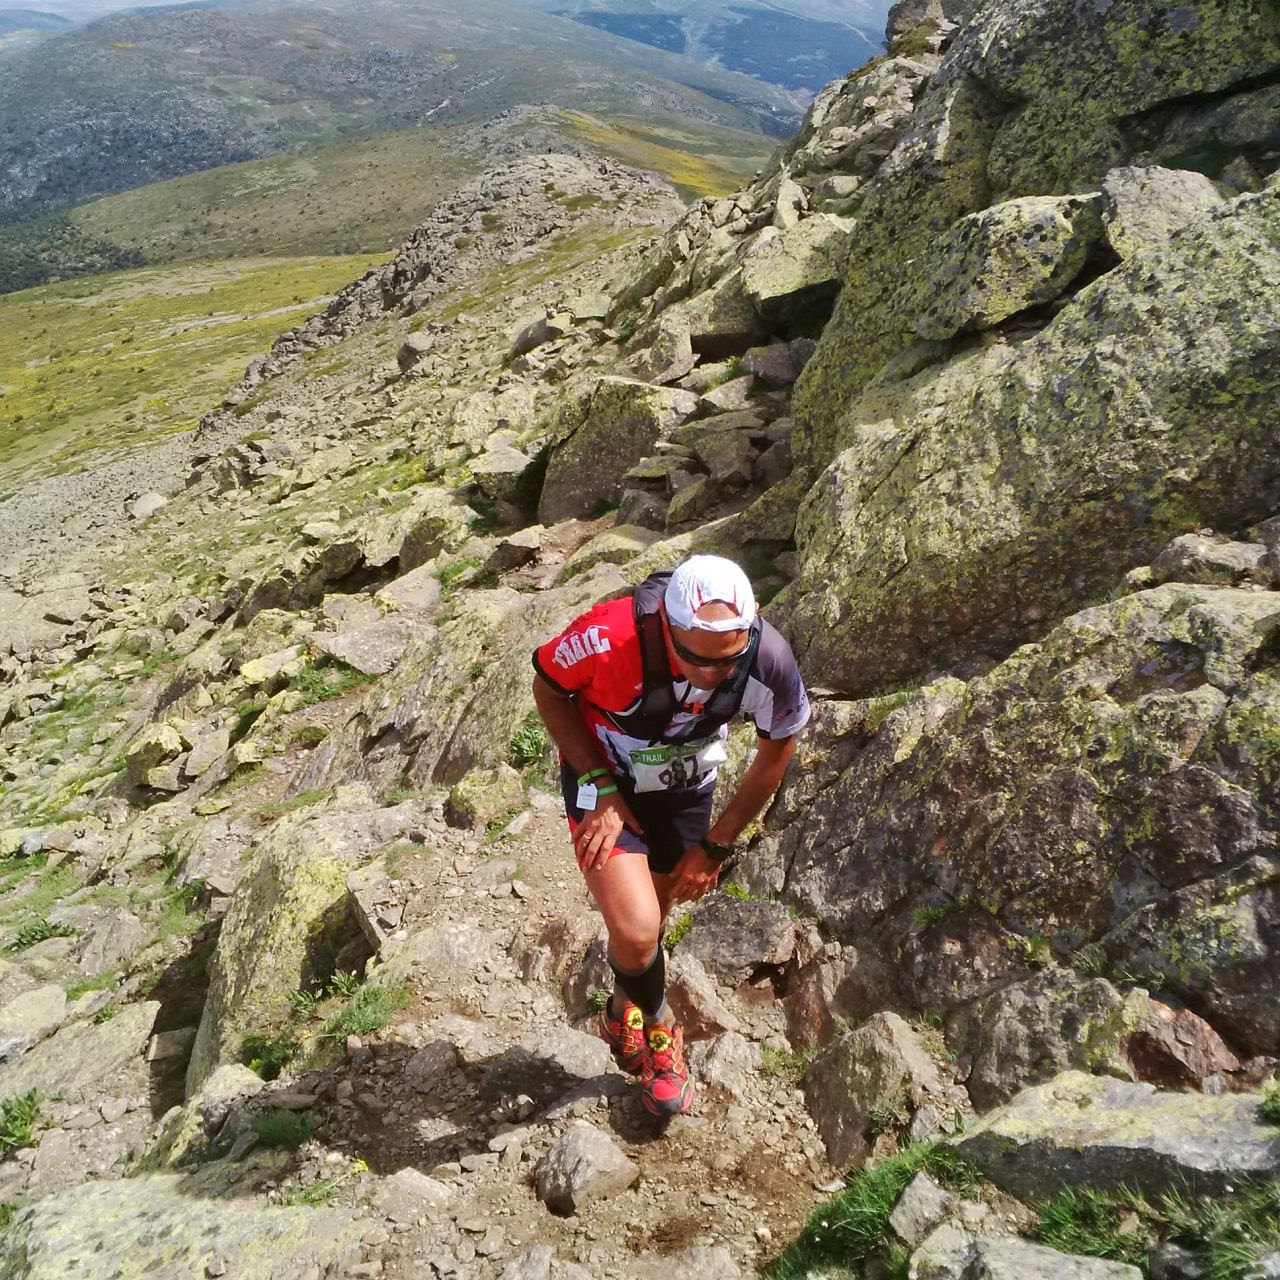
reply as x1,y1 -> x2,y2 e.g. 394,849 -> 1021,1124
668,627 -> 751,671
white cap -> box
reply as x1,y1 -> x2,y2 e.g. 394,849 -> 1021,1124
664,555 -> 757,633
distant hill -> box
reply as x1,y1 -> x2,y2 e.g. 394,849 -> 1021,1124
521,0 -> 890,92
0,7 -> 71,33
0,106 -> 772,292
0,0 -> 798,228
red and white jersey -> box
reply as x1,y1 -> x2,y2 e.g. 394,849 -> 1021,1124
532,594 -> 810,792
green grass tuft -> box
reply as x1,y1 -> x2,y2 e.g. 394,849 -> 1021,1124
664,912 -> 694,949
760,1044 -> 816,1083
66,970 -> 120,1000
508,711 -> 550,768
252,788 -> 329,827
242,1029 -> 302,1081
289,661 -> 375,708
0,1092 -> 41,1158
766,1144 -> 978,1280
1037,1186 -> 1149,1267
322,983 -> 407,1039
289,724 -> 330,748
1260,1083 -> 1280,1126
586,987 -> 611,1014
251,1110 -> 311,1149
7,918 -> 77,951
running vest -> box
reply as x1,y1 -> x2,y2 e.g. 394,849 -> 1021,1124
600,571 -> 761,745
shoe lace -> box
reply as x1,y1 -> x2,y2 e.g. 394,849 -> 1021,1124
646,1026 -> 683,1074
620,1008 -> 645,1054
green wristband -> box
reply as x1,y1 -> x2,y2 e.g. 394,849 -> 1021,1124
577,767 -> 611,786
595,785 -> 619,798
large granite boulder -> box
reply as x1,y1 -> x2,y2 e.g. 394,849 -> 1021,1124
774,582 -> 1280,1061
906,194 -> 1104,339
795,0 -> 1280,461
0,1173 -> 362,1278
912,1233 -> 1142,1280
954,1071 -> 1280,1199
1101,165 -> 1224,260
537,378 -> 696,523
803,1011 -> 956,1167
0,1001 -> 157,1103
187,809 -> 364,1092
782,188 -> 1280,694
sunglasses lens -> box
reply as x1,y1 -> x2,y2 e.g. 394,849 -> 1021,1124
673,636 -> 749,668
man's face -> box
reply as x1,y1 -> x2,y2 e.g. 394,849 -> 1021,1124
662,602 -> 750,687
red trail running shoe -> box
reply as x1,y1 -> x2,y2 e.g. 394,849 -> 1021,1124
598,996 -> 646,1075
641,1020 -> 694,1116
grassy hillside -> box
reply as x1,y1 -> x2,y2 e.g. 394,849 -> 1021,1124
0,108 -> 769,291
0,253 -> 385,488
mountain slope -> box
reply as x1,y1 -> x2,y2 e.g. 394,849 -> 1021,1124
0,8 -> 71,33
0,0 -> 797,227
519,0 -> 891,92
0,106 -> 771,292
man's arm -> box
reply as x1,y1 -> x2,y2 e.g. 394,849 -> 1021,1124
531,672 -> 611,780
707,733 -> 796,847
531,674 -> 641,869
664,734 -> 797,904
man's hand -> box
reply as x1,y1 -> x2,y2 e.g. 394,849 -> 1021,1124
666,843 -> 722,904
574,791 -> 642,873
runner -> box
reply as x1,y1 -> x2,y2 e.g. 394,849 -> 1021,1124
531,554 -> 810,1116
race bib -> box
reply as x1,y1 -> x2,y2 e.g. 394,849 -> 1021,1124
628,736 -> 727,793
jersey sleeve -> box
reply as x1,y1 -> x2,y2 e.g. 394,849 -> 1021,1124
750,621 -> 812,740
532,600 -> 620,697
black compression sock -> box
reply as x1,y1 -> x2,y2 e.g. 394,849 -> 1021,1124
609,946 -> 666,1019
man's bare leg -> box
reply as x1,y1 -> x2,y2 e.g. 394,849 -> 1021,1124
583,851 -> 662,971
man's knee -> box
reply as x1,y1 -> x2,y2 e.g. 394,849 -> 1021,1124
607,919 -> 661,970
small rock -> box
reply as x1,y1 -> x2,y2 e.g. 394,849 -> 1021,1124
499,1244 -> 555,1280
890,1172 -> 955,1247
129,493 -> 168,520
535,1121 -> 639,1215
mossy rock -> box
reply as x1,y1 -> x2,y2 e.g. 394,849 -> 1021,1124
776,582 -> 1280,1060
782,188 -> 1280,695
445,764 -> 526,831
186,810 -> 359,1093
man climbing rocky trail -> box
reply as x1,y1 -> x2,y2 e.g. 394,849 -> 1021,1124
0,0 -> 1278,1275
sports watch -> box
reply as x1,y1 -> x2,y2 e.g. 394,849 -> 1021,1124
702,837 -> 736,864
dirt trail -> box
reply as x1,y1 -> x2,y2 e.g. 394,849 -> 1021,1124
284,804 -> 831,1278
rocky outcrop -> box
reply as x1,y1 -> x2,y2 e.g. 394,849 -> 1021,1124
188,802 -> 414,1092
779,186 -> 1280,693
772,579 -> 1280,1066
954,1070 -> 1280,1198
0,1173 -> 363,1278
